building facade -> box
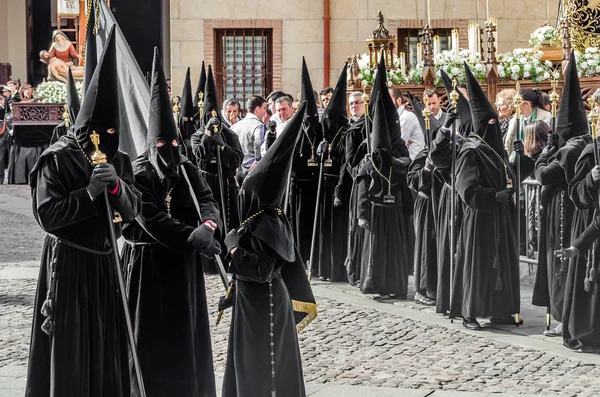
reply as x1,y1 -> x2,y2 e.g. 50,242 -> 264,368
170,0 -> 560,103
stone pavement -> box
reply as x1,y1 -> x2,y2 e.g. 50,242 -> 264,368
2,185 -> 600,397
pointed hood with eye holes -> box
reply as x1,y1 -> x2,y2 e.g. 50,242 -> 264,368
180,67 -> 194,124
556,51 -> 588,149
83,1 -> 97,94
66,67 -> 80,127
464,62 -> 504,155
201,65 -> 222,128
146,47 -> 181,182
73,25 -> 121,162
300,57 -> 321,137
369,52 -> 401,146
240,101 -> 306,263
322,64 -> 348,143
440,69 -> 472,136
193,61 -> 207,121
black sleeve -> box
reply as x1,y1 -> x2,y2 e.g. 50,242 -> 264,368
534,151 -> 564,185
430,129 -> 452,171
108,155 -> 142,222
356,173 -> 371,221
573,216 -> 600,253
407,154 -> 431,194
568,152 -> 597,210
228,235 -> 278,283
456,149 -> 497,212
220,130 -> 244,171
182,162 -> 223,236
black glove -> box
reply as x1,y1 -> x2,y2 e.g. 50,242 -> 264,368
212,132 -> 226,147
188,223 -> 218,255
206,117 -> 221,133
513,140 -> 524,155
316,139 -> 328,157
358,218 -> 370,230
495,189 -> 512,206
93,163 -> 118,190
224,229 -> 241,253
334,197 -> 342,207
204,240 -> 221,258
218,286 -> 235,311
268,120 -> 277,133
87,169 -> 109,198
547,133 -> 556,149
442,105 -> 458,129
592,165 -> 600,184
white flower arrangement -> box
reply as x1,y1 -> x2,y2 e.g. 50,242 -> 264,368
497,48 -> 559,83
34,80 -> 84,104
433,49 -> 486,85
356,53 -> 408,86
574,48 -> 600,78
528,25 -> 560,48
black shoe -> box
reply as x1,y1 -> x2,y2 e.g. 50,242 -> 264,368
426,291 -> 437,300
392,294 -> 407,300
463,317 -> 481,330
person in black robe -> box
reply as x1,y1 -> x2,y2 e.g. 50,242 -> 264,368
121,49 -> 222,397
221,101 -> 317,397
192,61 -> 207,130
407,93 -> 443,306
532,51 -> 591,337
179,67 -> 197,164
356,92 -> 412,299
315,65 -> 350,281
50,68 -> 80,144
191,65 -> 244,273
451,64 -> 521,329
430,70 -> 473,315
25,27 -> 141,397
290,58 -> 322,265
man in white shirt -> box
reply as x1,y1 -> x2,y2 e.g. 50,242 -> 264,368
388,88 -> 424,159
231,95 -> 267,171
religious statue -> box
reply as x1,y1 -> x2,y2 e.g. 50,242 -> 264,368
39,50 -> 84,84
49,30 -> 82,66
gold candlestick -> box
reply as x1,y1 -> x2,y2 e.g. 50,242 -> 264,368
90,130 -> 107,165
198,92 -> 204,120
549,79 -> 559,118
62,104 -> 70,128
422,104 -> 432,131
513,82 -> 523,120
588,96 -> 599,139
449,78 -> 459,111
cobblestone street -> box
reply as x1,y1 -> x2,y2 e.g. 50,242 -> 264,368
3,185 -> 600,396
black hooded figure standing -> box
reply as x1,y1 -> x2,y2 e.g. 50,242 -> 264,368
407,94 -> 442,306
291,58 -> 323,263
221,101 -> 317,397
316,65 -> 350,281
430,69 -> 472,315
192,61 -> 207,130
121,48 -> 222,397
356,92 -> 412,298
191,65 -> 244,273
179,67 -> 197,164
25,26 -> 141,397
451,64 -> 521,329
532,52 -> 590,337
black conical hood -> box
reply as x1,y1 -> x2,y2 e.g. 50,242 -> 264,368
146,71 -> 151,86
83,0 -> 97,93
556,51 -> 588,148
148,48 -> 178,145
440,69 -> 472,132
242,102 -> 306,218
301,57 -> 319,122
180,67 -> 194,120
369,52 -> 401,144
408,91 -> 425,131
74,25 -> 120,161
193,61 -> 207,110
202,65 -> 221,127
147,47 -> 180,180
371,92 -> 391,153
66,67 -> 80,125
322,64 -> 348,141
464,62 -> 504,154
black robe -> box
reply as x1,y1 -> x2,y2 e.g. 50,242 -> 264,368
429,129 -> 465,314
343,116 -> 367,285
451,137 -> 520,318
316,125 -> 349,281
121,156 -> 221,397
222,230 -> 315,397
531,140 -> 588,322
356,157 -> 411,296
191,127 -> 243,271
407,149 -> 438,296
564,138 -> 600,349
50,121 -> 68,144
25,138 -> 141,397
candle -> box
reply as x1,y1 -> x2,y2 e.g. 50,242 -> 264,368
486,0 -> 489,20
546,0 -> 550,21
427,0 -> 431,25
434,35 -> 440,56
452,29 -> 459,51
400,52 -> 406,74
417,43 -> 422,64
